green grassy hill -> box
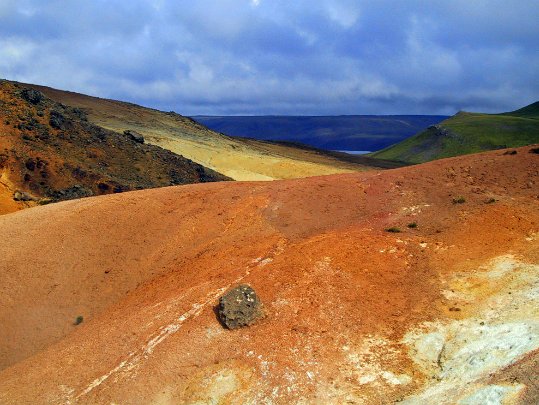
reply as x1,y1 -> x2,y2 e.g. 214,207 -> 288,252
500,101 -> 539,119
370,101 -> 539,163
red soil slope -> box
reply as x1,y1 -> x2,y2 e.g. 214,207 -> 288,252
0,146 -> 538,404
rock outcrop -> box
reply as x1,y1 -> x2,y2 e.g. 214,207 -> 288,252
20,88 -> 44,105
12,191 -> 34,201
124,130 -> 144,144
48,110 -> 66,130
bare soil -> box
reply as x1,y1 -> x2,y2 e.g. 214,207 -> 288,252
0,145 -> 537,404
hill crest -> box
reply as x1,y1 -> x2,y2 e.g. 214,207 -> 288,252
502,100 -> 539,119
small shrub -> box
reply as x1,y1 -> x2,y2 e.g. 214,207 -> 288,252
452,196 -> 466,204
530,147 -> 539,154
407,222 -> 418,229
37,198 -> 53,205
385,227 -> 401,233
74,315 -> 84,325
485,198 -> 496,204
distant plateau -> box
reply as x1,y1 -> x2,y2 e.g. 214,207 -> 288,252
192,115 -> 449,152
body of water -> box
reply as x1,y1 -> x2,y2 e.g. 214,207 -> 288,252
334,150 -> 371,155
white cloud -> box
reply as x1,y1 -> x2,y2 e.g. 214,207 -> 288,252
326,1 -> 360,29
397,15 -> 462,86
0,0 -> 537,115
0,37 -> 36,67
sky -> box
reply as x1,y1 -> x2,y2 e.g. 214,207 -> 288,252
0,0 -> 538,116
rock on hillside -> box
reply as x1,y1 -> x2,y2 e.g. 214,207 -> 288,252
218,285 -> 266,329
0,145 -> 537,404
0,80 -> 230,214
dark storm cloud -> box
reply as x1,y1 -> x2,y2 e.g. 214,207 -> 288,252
1,0 -> 538,115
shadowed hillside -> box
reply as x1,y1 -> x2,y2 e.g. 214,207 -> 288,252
0,80 -> 230,214
371,101 -> 539,163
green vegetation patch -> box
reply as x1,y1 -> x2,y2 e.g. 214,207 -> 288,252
370,101 -> 539,164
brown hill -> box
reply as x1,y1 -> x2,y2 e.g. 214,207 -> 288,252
0,80 -> 229,215
24,82 -> 398,181
0,145 -> 538,404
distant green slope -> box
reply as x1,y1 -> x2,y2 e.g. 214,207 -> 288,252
500,101 -> 539,119
370,101 -> 539,164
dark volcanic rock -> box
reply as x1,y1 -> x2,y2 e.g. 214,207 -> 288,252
21,89 -> 44,105
428,125 -> 450,136
49,110 -> 66,130
48,185 -> 93,201
13,191 -> 35,201
218,284 -> 265,330
71,107 -> 87,121
124,130 -> 145,144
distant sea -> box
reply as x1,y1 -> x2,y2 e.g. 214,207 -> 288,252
334,150 -> 371,155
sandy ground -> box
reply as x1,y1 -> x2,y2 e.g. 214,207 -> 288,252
0,145 -> 537,404
147,134 -> 361,181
